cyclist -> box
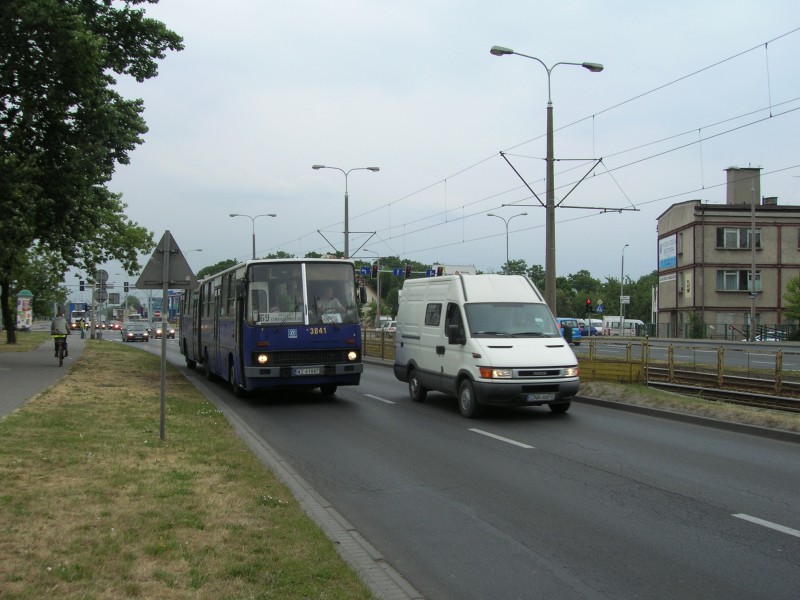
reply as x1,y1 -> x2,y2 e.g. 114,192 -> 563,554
50,310 -> 71,357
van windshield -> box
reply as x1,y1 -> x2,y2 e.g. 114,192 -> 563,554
464,303 -> 560,338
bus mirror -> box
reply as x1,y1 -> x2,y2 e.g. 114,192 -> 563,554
358,286 -> 367,304
235,281 -> 246,299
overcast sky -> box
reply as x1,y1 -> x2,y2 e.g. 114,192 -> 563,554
98,0 -> 800,290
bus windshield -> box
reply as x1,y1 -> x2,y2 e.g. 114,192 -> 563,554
246,261 -> 359,326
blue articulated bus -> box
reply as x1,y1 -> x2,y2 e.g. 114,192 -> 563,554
180,258 -> 363,397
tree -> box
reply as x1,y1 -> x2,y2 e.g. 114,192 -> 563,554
0,0 -> 183,342
783,276 -> 800,321
196,259 -> 237,280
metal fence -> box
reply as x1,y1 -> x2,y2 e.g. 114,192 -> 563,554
577,338 -> 800,404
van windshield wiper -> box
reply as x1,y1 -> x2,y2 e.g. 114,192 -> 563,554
511,331 -> 547,337
473,330 -> 512,337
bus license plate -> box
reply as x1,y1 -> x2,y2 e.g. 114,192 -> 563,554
293,367 -> 321,376
525,393 -> 555,402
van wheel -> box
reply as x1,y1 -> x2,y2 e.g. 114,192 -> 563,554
408,369 -> 427,402
549,402 -> 571,414
458,379 -> 483,418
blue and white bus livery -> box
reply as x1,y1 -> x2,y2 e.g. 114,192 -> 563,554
180,259 -> 363,397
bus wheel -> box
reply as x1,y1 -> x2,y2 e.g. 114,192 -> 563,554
549,401 -> 571,414
204,350 -> 215,381
184,340 -> 196,369
319,384 -> 337,397
458,379 -> 483,418
408,369 -> 427,403
229,362 -> 245,398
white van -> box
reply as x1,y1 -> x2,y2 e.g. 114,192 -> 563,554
393,274 -> 579,418
602,316 -> 645,336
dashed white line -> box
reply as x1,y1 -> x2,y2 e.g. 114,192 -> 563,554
468,428 -> 535,449
732,514 -> 800,538
364,393 -> 395,404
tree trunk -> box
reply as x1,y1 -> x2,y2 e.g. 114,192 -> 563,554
2,280 -> 18,344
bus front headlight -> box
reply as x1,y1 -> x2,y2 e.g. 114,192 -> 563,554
256,354 -> 269,365
347,351 -> 358,362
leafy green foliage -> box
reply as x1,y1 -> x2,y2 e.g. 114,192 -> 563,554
0,0 -> 183,340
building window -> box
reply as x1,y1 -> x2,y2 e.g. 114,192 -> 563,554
716,227 -> 760,249
716,269 -> 761,291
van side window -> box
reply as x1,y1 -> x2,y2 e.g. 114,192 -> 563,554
424,303 -> 441,326
444,303 -> 464,335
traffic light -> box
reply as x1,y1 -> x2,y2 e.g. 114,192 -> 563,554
124,282 -> 129,293
436,266 -> 444,276
405,264 -> 412,278
371,262 -> 378,279
79,280 -> 85,291
586,298 -> 593,313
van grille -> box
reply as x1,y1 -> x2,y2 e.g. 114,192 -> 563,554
517,369 -> 562,377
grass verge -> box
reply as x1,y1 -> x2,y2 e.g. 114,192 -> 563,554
579,380 -> 800,433
0,341 -> 374,599
1,330 -> 50,352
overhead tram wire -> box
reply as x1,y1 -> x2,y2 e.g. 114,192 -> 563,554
263,27 -> 800,260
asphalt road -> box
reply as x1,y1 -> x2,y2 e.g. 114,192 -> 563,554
143,338 -> 800,600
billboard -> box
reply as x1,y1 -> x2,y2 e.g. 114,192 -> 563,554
658,235 -> 677,271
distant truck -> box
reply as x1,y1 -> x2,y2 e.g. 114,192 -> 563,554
393,273 -> 579,418
68,302 -> 88,330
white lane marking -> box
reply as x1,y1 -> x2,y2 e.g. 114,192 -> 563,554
364,394 -> 395,405
468,428 -> 535,449
732,514 -> 800,538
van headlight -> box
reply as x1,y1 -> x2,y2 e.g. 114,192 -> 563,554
564,366 -> 579,377
479,367 -> 512,379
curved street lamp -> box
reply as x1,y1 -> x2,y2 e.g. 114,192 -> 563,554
487,212 -> 528,270
490,45 -> 603,311
312,165 -> 380,259
229,213 -> 277,260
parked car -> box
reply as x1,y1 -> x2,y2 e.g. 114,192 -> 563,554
385,320 -> 397,334
578,319 -> 603,337
122,323 -> 150,342
555,317 -> 582,346
153,323 -> 175,339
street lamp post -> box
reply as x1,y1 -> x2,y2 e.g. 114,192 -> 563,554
363,249 -> 381,327
490,45 -> 603,312
312,165 -> 380,259
620,243 -> 629,334
229,213 -> 277,260
487,212 -> 528,271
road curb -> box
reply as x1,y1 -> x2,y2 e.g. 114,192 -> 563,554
187,376 -> 424,600
575,395 -> 800,444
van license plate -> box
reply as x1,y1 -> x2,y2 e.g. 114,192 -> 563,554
525,393 -> 555,402
293,367 -> 321,376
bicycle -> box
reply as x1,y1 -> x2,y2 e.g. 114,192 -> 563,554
53,335 -> 67,367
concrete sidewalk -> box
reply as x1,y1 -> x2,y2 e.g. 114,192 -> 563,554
0,333 -> 87,419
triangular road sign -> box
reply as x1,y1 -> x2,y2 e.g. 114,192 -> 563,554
135,231 -> 198,289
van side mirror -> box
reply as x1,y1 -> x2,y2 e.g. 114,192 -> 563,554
447,323 -> 466,345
